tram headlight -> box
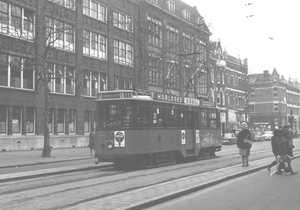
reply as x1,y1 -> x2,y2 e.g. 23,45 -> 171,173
107,141 -> 114,150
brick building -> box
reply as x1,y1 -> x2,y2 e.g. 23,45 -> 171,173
249,69 -> 300,133
209,41 -> 248,135
0,0 -> 211,150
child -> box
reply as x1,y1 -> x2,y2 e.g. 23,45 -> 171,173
277,154 -> 297,175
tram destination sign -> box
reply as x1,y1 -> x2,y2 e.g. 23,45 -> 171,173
100,92 -> 132,99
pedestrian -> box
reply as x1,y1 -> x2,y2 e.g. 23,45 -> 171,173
267,129 -> 281,172
275,129 -> 297,175
237,122 -> 252,167
89,129 -> 95,156
285,125 -> 294,157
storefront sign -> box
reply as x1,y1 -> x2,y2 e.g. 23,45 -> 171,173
153,93 -> 183,103
184,97 -> 200,106
200,100 -> 215,107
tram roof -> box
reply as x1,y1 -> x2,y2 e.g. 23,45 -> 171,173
96,90 -> 218,109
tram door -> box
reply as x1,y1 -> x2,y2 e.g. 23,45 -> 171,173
185,111 -> 196,155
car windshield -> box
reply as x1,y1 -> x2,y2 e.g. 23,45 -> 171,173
264,131 -> 273,134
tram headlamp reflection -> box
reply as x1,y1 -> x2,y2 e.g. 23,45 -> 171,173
107,141 -> 114,150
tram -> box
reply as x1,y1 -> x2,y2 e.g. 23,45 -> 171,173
94,90 -> 222,168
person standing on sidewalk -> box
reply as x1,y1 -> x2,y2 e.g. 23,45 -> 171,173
89,129 -> 95,156
237,122 -> 252,167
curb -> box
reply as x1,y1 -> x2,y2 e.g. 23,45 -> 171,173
0,157 -> 94,169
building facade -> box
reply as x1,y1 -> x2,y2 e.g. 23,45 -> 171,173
249,69 -> 300,133
0,0 -> 212,151
209,41 -> 248,136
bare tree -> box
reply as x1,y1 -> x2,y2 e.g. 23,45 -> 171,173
0,0 -> 76,157
133,0 -> 212,98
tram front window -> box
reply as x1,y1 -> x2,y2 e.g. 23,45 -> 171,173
98,102 -> 134,129
108,104 -> 122,128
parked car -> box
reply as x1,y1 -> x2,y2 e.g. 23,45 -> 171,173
254,132 -> 264,142
249,129 -> 255,141
222,133 -> 237,145
262,131 -> 273,140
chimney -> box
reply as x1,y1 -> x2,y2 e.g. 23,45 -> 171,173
263,70 -> 269,75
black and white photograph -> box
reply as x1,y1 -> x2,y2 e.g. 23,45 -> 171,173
0,0 -> 299,209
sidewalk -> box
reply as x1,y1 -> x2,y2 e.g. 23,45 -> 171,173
0,147 -> 94,168
62,156 -> 300,210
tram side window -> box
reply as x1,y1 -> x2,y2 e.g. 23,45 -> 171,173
165,108 -> 178,127
98,103 -> 107,128
152,107 -> 164,127
179,111 -> 185,128
123,105 -> 133,128
199,111 -> 207,127
208,111 -> 217,128
136,106 -> 150,127
186,111 -> 194,128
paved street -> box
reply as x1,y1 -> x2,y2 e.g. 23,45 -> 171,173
146,157 -> 300,210
0,140 -> 299,210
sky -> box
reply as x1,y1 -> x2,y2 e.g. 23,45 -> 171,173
183,0 -> 300,80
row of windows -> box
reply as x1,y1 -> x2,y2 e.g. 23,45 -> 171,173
49,0 -> 75,10
83,30 -> 107,59
0,53 -> 110,97
214,70 -> 242,87
0,1 -> 34,39
98,101 -> 219,129
150,0 -> 202,24
0,106 -> 35,134
114,76 -> 133,90
47,63 -> 75,95
0,105 -> 96,135
46,17 -> 75,51
248,103 -> 290,113
0,53 -> 35,90
0,2 -> 134,68
114,40 -> 134,67
113,11 -> 132,32
83,0 -> 107,22
83,70 -> 107,97
148,53 -> 162,86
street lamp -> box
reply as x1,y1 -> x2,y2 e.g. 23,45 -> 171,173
289,109 -> 294,129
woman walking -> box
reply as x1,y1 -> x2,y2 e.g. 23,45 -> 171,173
237,122 -> 252,167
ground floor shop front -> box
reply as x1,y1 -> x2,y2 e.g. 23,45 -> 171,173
249,113 -> 299,133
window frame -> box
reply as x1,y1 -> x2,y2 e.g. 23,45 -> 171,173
83,0 -> 107,22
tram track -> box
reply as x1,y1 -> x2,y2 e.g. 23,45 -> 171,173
1,144 -> 299,210
0,143 -> 279,184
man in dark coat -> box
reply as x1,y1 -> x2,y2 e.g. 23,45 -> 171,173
267,129 -> 281,172
89,130 -> 95,156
